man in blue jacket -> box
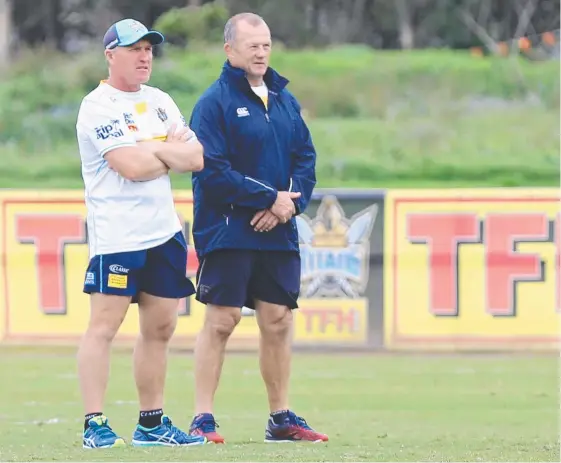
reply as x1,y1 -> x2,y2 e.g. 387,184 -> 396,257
187,12 -> 328,444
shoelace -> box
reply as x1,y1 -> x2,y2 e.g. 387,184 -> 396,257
162,419 -> 191,440
291,414 -> 312,430
90,423 -> 118,440
197,417 -> 220,434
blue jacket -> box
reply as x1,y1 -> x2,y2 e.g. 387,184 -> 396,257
189,61 -> 317,259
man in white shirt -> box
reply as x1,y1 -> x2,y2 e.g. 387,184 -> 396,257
75,18 -> 206,449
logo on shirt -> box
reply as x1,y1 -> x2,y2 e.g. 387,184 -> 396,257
236,107 -> 250,117
123,113 -> 138,132
295,196 -> 378,298
135,102 -> 148,114
156,107 -> 168,122
95,120 -> 124,140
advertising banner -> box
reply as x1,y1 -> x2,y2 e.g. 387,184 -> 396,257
0,191 -> 259,348
0,190 -> 381,348
293,192 -> 385,346
384,188 -> 560,351
292,299 -> 368,344
0,190 -> 7,342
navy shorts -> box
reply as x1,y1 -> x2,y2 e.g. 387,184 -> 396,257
195,250 -> 301,310
83,231 -> 196,303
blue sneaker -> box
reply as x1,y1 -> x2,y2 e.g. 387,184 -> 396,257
131,415 -> 207,447
265,411 -> 329,443
189,413 -> 225,444
83,415 -> 126,449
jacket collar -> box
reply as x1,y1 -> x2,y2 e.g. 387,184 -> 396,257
220,60 -> 289,93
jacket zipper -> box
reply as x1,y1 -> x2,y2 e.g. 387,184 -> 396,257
246,82 -> 270,123
262,95 -> 270,123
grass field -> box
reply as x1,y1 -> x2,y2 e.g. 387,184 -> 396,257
1,107 -> 558,189
1,47 -> 558,188
0,347 -> 558,462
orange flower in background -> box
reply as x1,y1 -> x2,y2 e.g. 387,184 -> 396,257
470,47 -> 484,57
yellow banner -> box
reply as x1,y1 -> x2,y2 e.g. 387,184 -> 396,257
292,299 -> 367,344
0,190 -> 368,348
1,191 -> 260,345
384,188 -> 561,350
0,190 -> 7,342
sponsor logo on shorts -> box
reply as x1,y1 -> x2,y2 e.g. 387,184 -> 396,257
109,264 -> 129,274
84,272 -> 95,286
295,195 -> 378,298
198,284 -> 210,296
108,274 -> 128,289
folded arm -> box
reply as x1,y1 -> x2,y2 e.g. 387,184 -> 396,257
154,138 -> 204,173
78,98 -> 168,182
139,126 -> 204,174
104,146 -> 169,182
151,94 -> 204,173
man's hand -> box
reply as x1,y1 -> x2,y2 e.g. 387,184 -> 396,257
140,123 -> 202,173
250,209 -> 280,232
270,191 -> 301,223
166,123 -> 195,144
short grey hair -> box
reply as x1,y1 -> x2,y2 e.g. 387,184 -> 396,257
224,13 -> 266,43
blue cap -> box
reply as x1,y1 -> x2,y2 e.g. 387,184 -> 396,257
103,19 -> 165,50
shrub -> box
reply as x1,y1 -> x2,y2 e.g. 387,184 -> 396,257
153,2 -> 229,47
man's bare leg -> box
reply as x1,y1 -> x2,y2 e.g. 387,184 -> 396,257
128,292 -> 207,446
77,293 -> 130,416
255,301 -> 329,442
134,292 -> 179,414
193,305 -> 241,414
254,301 -> 293,413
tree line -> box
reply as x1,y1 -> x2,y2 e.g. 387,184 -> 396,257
0,0 -> 559,67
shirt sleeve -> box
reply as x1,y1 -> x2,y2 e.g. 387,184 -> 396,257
76,98 -> 136,158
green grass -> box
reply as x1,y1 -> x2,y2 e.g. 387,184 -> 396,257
1,109 -> 558,189
0,347 -> 558,461
0,46 -> 559,188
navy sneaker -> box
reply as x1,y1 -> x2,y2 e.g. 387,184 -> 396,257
189,413 -> 225,444
265,411 -> 328,443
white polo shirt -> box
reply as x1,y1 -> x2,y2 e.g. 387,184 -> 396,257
76,81 -> 189,258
